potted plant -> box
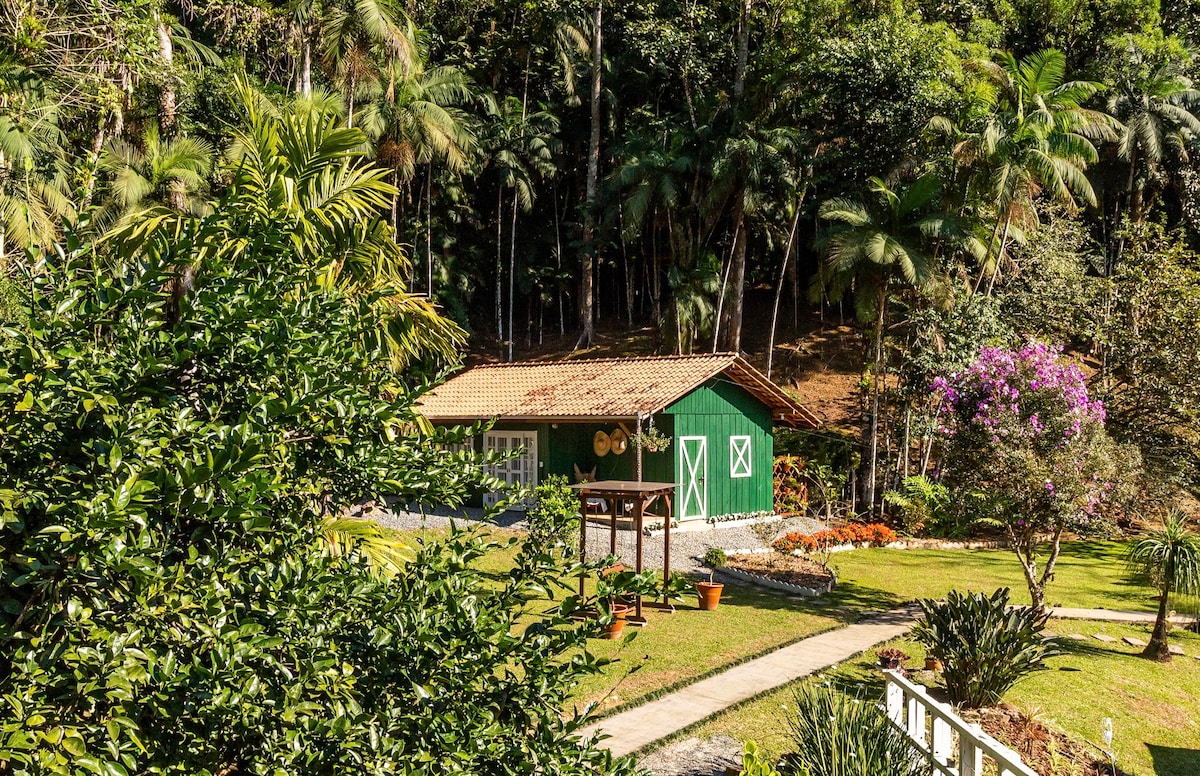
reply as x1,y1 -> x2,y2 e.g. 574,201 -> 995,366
594,564 -> 661,639
631,422 -> 671,453
697,547 -> 727,610
924,652 -> 944,671
877,647 -> 909,671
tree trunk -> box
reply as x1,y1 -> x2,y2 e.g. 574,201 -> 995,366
724,202 -> 747,352
733,0 -> 752,102
860,291 -> 886,513
157,18 -> 177,138
301,38 -> 313,96
1144,585 -> 1174,662
509,194 -> 518,362
767,193 -> 804,378
576,0 -> 602,351
496,191 -> 504,344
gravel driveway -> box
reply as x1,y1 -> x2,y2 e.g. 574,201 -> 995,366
374,502 -> 825,575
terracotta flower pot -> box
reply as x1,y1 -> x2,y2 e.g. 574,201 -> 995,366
601,604 -> 630,639
696,581 -> 724,611
925,657 -> 944,672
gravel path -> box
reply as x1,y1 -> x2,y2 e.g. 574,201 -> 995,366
636,736 -> 742,776
374,502 -> 825,575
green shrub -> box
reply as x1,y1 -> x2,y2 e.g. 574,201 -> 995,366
883,475 -> 957,537
912,588 -> 1064,709
741,741 -> 782,776
528,474 -> 581,552
779,682 -> 926,776
704,547 -> 728,568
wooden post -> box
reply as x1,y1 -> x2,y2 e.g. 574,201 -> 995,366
662,493 -> 672,604
578,491 -> 589,599
634,494 -> 644,619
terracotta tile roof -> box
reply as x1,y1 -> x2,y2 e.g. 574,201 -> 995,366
418,354 -> 819,428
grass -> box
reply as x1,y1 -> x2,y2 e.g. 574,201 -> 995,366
388,525 -> 844,712
570,583 -> 842,714
688,622 -> 1200,776
824,540 -> 1156,612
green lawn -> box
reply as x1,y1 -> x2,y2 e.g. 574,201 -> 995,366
394,526 -> 1195,773
689,622 -> 1200,776
389,526 -> 844,713
825,541 -> 1155,612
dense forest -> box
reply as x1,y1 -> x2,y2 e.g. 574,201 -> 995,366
3,0 -> 1200,503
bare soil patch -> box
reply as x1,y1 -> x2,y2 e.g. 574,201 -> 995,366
724,553 -> 835,590
961,706 -> 1129,776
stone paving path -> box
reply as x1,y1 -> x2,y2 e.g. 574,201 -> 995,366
580,604 -> 1198,761
1048,607 -> 1198,625
577,606 -> 920,758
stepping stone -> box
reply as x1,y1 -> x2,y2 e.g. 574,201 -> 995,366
1169,645 -> 1185,656
1122,637 -> 1147,647
1066,633 -> 1087,641
1093,634 -> 1118,643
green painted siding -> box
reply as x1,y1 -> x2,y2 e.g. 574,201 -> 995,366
439,378 -> 776,519
666,380 -> 773,519
544,416 -> 674,485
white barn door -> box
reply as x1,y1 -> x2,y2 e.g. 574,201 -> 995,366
679,436 -> 708,521
483,431 -> 538,509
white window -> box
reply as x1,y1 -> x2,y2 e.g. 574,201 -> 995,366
729,435 -> 752,478
482,431 -> 538,509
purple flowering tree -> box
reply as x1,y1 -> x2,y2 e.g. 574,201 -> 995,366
933,341 -> 1123,612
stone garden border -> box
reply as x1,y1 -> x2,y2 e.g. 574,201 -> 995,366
713,565 -> 836,597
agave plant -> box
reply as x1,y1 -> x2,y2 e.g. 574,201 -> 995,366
913,587 -> 1063,708
779,681 -> 926,775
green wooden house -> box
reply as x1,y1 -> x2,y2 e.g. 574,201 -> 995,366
417,354 -> 819,522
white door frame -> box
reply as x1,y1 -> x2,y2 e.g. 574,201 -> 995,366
678,435 -> 708,521
483,430 -> 539,509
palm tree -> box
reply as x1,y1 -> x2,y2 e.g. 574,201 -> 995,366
931,49 -> 1115,294
707,118 -> 801,352
96,124 -> 213,228
0,70 -> 74,263
320,0 -> 418,126
1106,45 -> 1200,233
483,96 -> 559,361
815,174 -> 979,513
609,130 -> 697,327
106,78 -> 464,369
1127,511 -> 1200,662
359,60 -> 476,184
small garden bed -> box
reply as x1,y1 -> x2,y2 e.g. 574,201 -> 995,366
724,553 -> 835,590
962,706 -> 1127,776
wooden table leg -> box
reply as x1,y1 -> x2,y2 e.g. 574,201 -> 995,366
578,492 -> 588,599
635,495 -> 644,620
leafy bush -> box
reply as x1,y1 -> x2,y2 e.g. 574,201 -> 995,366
703,547 -> 728,568
772,523 -> 898,553
779,682 -> 926,776
0,96 -> 638,774
528,474 -> 581,552
773,456 -> 810,515
912,588 -> 1064,709
883,475 -> 957,537
740,741 -> 781,776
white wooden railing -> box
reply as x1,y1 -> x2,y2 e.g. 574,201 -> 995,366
883,670 -> 1038,776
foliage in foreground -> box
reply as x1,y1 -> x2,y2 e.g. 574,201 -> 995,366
778,682 -> 927,776
527,474 -> 582,553
913,588 -> 1063,709
1126,511 -> 1200,662
0,122 -> 638,775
